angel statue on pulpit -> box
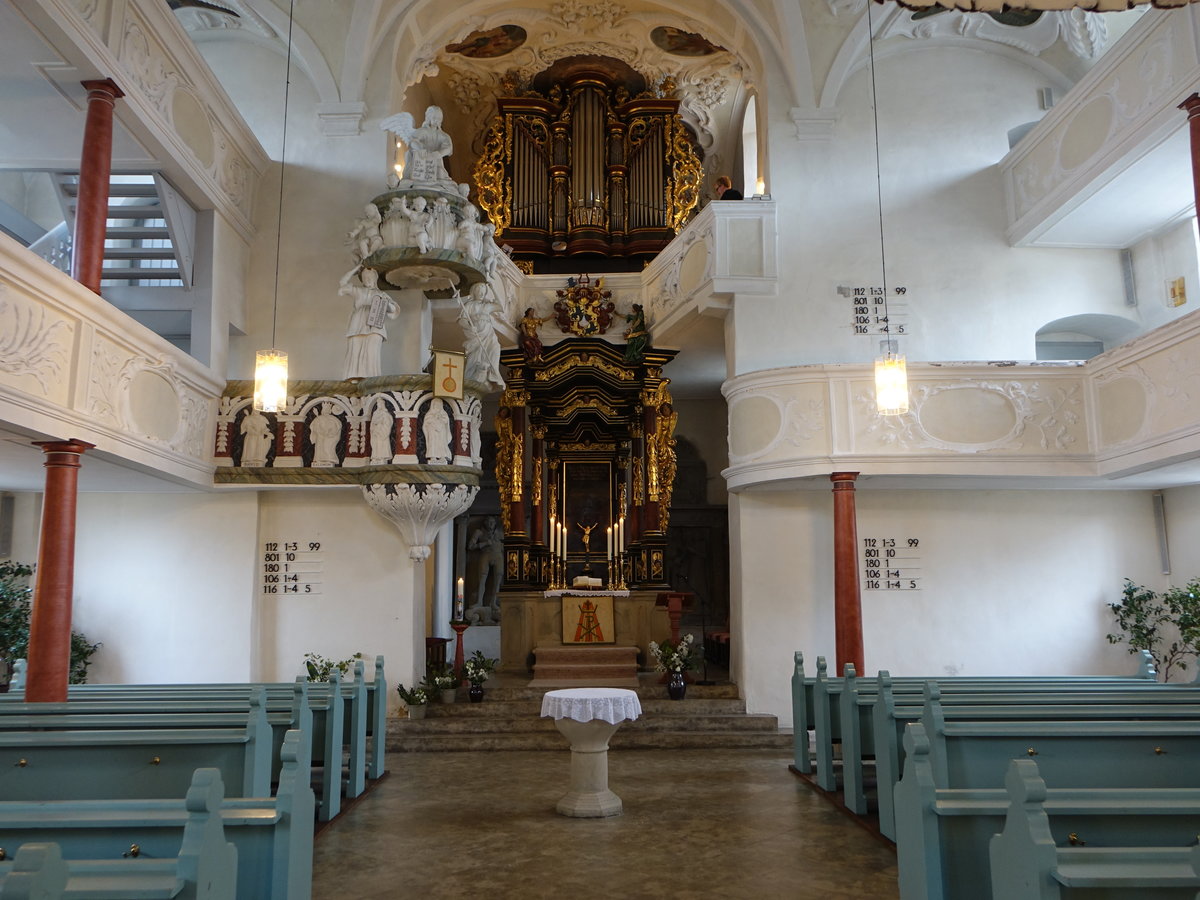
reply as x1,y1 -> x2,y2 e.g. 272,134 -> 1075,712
380,106 -> 460,192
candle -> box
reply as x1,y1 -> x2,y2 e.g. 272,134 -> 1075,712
618,517 -> 624,554
550,516 -> 556,556
455,576 -> 464,621
560,522 -> 567,560
607,525 -> 612,560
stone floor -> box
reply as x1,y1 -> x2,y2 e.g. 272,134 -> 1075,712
312,749 -> 900,899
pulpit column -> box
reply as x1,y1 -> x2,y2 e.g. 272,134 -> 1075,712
72,80 -> 124,295
831,472 -> 864,675
26,440 -> 94,703
1179,94 -> 1200,219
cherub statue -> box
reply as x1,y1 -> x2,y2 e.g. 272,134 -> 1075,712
397,196 -> 432,254
346,202 -> 383,263
379,105 -> 455,188
455,203 -> 487,262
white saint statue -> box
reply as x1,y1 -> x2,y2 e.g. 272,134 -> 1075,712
457,283 -> 505,390
340,266 -> 400,380
240,408 -> 272,467
380,106 -> 456,190
369,403 -> 394,465
310,402 -> 342,467
422,397 -> 453,465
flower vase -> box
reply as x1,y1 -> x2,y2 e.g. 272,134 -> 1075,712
468,683 -> 485,703
407,703 -> 427,720
440,688 -> 457,704
667,671 -> 686,700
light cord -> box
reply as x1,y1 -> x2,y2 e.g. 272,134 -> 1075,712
865,1 -> 893,353
269,0 -> 296,349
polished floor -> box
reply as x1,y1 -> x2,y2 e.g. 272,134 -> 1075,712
312,749 -> 900,899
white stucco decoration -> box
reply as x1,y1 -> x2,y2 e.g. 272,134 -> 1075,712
0,287 -> 71,395
362,482 -> 479,561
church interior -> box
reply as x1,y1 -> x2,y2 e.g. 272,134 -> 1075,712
3,0 -> 1200,896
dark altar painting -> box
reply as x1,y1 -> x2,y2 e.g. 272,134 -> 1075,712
562,461 -> 612,556
446,24 -> 527,58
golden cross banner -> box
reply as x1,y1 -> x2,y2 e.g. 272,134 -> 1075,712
431,349 -> 465,400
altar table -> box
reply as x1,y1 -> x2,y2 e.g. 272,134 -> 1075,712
540,687 -> 642,817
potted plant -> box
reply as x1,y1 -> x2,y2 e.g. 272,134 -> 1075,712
649,633 -> 698,700
396,682 -> 430,719
463,650 -> 498,702
303,651 -> 364,682
0,561 -> 100,690
424,664 -> 459,703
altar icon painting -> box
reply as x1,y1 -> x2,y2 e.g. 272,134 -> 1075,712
562,594 -> 615,644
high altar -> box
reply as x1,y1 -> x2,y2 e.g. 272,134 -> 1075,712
492,319 -> 679,674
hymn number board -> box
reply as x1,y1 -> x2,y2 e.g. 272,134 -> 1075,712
262,541 -> 323,595
838,285 -> 910,338
861,537 -> 921,591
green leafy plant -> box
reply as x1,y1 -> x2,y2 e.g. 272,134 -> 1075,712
396,682 -> 429,706
0,560 -> 100,686
422,663 -> 458,692
463,650 -> 498,686
1107,579 -> 1200,682
649,634 -> 698,673
303,651 -> 364,682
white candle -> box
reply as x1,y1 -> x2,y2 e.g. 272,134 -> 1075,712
456,576 -> 464,602
607,525 -> 612,560
549,516 -> 556,556
619,517 -> 625,554
561,523 -> 567,560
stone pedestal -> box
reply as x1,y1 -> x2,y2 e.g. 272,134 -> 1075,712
552,717 -> 623,817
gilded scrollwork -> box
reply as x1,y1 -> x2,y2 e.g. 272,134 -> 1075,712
632,454 -> 644,505
666,115 -> 702,232
532,456 -> 543,507
534,355 -> 634,382
473,116 -> 511,236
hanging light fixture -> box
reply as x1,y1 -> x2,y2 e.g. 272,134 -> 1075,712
253,0 -> 297,412
866,2 -> 909,416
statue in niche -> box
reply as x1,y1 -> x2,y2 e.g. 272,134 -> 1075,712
346,202 -> 383,263
430,196 -> 454,249
467,515 -> 504,623
339,266 -> 399,381
457,283 -> 505,390
369,403 -> 394,465
380,105 -> 456,190
480,224 -> 501,279
240,408 -> 272,467
310,402 -> 342,467
422,397 -> 452,464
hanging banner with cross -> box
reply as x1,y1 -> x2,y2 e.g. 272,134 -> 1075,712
431,349 -> 465,400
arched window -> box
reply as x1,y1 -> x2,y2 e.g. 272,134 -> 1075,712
741,95 -> 758,196
1035,314 -> 1140,361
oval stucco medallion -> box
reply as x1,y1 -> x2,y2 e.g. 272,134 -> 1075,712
729,396 -> 782,459
918,387 -> 1018,447
129,370 -> 181,442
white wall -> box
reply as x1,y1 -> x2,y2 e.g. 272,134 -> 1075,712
1163,484 -> 1200,584
1131,218 -> 1200,333
736,45 -> 1127,375
255,490 -> 425,709
71,492 -> 259,684
734,486 -> 1166,727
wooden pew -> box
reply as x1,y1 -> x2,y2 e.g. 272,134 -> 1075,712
873,678 -> 1200,839
894,724 -> 1200,900
789,650 -> 1157,781
989,758 -> 1200,900
0,767 -> 238,900
0,731 -> 313,900
0,843 -> 68,899
7,670 -> 353,822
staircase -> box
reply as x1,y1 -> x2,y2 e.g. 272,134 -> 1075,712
387,680 -> 792,752
49,172 -> 195,287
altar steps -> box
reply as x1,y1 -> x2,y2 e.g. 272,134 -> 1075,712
386,682 -> 791,752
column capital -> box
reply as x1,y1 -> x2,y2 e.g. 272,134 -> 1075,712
1179,93 -> 1200,116
80,78 -> 124,100
830,471 -> 859,488
33,440 -> 95,464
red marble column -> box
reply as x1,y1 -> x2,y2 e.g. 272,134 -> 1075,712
1180,94 -> 1200,220
26,440 -> 94,703
831,472 -> 864,675
72,80 -> 124,295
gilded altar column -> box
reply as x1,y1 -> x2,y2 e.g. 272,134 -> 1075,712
831,472 -> 865,675
629,419 -> 645,544
530,425 -> 546,547
72,80 -> 124,295
1180,94 -> 1200,223
641,400 -> 660,534
26,440 -> 94,703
